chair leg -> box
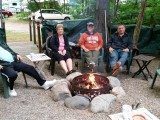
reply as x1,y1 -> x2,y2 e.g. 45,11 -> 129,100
151,73 -> 158,89
0,75 -> 10,99
22,72 -> 28,88
126,62 -> 130,74
50,60 -> 55,75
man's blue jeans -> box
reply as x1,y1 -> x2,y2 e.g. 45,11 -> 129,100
109,49 -> 129,68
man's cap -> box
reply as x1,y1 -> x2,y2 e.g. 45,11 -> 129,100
87,22 -> 94,26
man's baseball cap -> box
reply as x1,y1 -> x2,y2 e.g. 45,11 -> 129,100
87,22 -> 94,26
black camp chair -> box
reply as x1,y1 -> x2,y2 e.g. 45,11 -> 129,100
45,35 -> 56,75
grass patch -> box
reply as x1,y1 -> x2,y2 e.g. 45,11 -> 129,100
6,30 -> 30,42
6,15 -> 29,24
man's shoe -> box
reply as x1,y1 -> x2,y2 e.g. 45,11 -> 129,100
112,68 -> 121,76
9,89 -> 17,97
113,63 -> 121,71
42,80 -> 57,90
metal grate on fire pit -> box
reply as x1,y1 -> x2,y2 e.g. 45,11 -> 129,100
70,73 -> 112,100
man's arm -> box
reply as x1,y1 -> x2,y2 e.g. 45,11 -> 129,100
79,33 -> 89,52
106,35 -> 115,53
106,35 -> 114,48
96,33 -> 103,51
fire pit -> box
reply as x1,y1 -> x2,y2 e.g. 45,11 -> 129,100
70,73 -> 112,99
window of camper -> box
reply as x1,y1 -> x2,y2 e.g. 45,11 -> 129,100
12,3 -> 17,6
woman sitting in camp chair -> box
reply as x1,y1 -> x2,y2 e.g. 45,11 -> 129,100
49,24 -> 75,75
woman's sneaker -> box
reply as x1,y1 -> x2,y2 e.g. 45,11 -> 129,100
42,79 -> 57,90
9,89 -> 17,97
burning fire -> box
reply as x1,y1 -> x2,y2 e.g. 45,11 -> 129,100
86,73 -> 100,89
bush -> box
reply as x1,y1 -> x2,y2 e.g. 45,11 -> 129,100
16,12 -> 31,20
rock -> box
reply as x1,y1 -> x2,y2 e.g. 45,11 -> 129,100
51,80 -> 72,102
90,94 -> 116,113
66,72 -> 82,82
107,76 -> 121,88
111,87 -> 126,100
64,95 -> 90,110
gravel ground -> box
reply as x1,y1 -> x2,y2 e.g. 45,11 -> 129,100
5,20 -> 29,33
0,42 -> 160,120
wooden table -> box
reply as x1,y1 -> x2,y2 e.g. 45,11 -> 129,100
132,54 -> 156,80
26,53 -> 51,79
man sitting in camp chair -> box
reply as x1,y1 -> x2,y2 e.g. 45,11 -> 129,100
0,41 -> 57,97
107,24 -> 132,76
79,22 -> 103,69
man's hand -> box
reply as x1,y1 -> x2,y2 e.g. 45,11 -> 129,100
84,48 -> 89,52
17,55 -> 23,61
123,48 -> 129,52
0,65 -> 3,70
109,47 -> 114,53
95,47 -> 100,51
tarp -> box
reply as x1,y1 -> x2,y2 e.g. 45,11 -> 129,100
41,19 -> 160,55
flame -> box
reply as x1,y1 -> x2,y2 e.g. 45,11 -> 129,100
87,73 -> 99,89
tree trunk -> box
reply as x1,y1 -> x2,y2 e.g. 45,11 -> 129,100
133,0 -> 147,48
95,0 -> 110,44
114,0 -> 120,18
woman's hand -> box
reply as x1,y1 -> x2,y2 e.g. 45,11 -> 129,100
58,51 -> 63,55
17,55 -> 23,61
62,50 -> 66,55
0,65 -> 3,70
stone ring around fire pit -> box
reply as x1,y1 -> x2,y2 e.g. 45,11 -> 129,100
51,72 -> 126,113
70,73 -> 113,100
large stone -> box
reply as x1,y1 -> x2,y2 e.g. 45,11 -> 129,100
90,94 -> 116,113
111,87 -> 126,100
51,79 -> 72,102
64,95 -> 90,110
66,72 -> 82,82
107,76 -> 121,88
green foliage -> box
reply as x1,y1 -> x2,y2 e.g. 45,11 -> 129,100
27,1 -> 38,12
27,0 -> 61,12
16,12 -> 31,20
68,0 -> 95,19
112,0 -> 160,26
68,0 -> 160,26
